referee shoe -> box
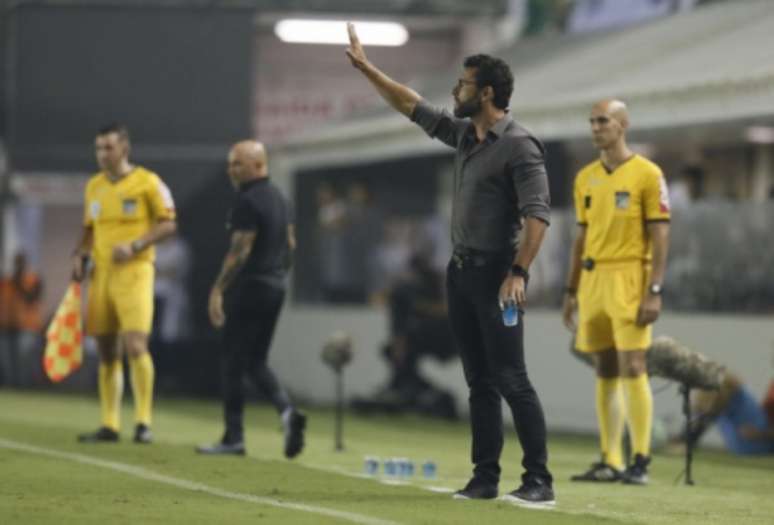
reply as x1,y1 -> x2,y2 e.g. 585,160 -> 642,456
77,427 -> 119,443
621,454 -> 651,485
133,424 -> 153,444
570,460 -> 622,482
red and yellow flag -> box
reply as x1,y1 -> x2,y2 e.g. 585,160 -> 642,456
43,282 -> 83,382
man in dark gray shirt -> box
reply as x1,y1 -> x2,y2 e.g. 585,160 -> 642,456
346,24 -> 553,506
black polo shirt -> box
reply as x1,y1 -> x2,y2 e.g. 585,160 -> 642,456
227,177 -> 291,287
411,99 -> 551,253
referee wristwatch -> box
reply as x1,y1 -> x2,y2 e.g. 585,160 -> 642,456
130,239 -> 145,254
648,283 -> 663,296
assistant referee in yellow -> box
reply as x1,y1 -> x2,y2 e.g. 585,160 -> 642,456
562,100 -> 670,485
71,124 -> 177,444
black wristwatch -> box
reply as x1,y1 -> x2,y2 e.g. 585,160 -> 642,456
648,283 -> 663,296
510,264 -> 529,281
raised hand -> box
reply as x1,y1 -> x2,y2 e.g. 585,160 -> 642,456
345,22 -> 368,70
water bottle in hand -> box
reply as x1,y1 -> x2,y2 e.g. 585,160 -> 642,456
502,301 -> 519,327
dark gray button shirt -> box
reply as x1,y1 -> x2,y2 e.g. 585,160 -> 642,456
411,99 -> 551,252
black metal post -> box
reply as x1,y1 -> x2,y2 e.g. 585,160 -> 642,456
681,383 -> 695,485
334,367 -> 344,451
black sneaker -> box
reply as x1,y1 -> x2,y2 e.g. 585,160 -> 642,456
570,461 -> 622,482
282,410 -> 306,459
77,427 -> 119,443
195,440 -> 246,456
621,454 -> 650,485
452,478 -> 498,500
502,478 -> 555,508
133,424 -> 153,444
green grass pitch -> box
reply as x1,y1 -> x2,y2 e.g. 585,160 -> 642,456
1,391 -> 773,524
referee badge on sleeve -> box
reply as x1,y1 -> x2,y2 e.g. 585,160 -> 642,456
659,176 -> 671,213
89,200 -> 101,219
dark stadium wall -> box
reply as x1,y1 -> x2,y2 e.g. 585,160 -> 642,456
8,5 -> 253,167
0,6 -> 8,141
544,141 -> 572,208
5,5 -> 256,395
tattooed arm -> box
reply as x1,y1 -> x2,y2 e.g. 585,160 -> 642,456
208,230 -> 256,328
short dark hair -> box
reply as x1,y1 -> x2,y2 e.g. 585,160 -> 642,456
97,123 -> 130,143
463,54 -> 514,110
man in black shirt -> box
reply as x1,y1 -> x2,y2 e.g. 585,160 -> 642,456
196,140 -> 306,458
346,24 -> 553,506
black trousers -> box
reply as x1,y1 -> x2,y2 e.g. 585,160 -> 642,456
221,280 -> 291,443
446,254 -> 552,486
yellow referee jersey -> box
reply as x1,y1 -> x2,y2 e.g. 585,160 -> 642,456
574,154 -> 670,264
83,166 -> 176,265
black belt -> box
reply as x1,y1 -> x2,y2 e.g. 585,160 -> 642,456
452,246 -> 508,269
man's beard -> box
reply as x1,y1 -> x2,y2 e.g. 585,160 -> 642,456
454,96 -> 482,118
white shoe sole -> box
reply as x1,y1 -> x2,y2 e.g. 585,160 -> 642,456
452,493 -> 498,500
622,477 -> 648,485
500,494 -> 556,510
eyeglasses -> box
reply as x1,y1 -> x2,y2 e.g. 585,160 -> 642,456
456,78 -> 478,89
589,116 -> 611,125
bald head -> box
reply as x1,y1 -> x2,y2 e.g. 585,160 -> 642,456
227,140 -> 268,187
592,99 -> 629,127
589,99 -> 630,151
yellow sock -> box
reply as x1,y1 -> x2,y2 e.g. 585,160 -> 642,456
98,360 -> 123,431
622,373 -> 653,457
129,352 -> 155,426
596,377 -> 626,470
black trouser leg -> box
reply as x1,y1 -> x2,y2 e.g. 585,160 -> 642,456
246,286 -> 292,414
221,321 -> 247,443
478,301 -> 551,485
221,282 -> 292,443
447,263 -> 503,486
447,258 -> 552,486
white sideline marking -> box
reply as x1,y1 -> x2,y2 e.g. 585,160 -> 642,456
307,462 -> 460,494
500,494 -> 556,511
306,463 -> 557,510
0,438 -> 399,525
380,479 -> 408,486
425,486 -> 455,494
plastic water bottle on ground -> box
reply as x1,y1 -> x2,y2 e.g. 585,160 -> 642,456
397,458 -> 414,477
364,456 -> 379,476
384,458 -> 398,477
422,460 -> 437,479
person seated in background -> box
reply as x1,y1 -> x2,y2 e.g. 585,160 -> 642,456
571,335 -> 774,455
352,253 -> 458,420
680,371 -> 774,455
0,252 -> 44,387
